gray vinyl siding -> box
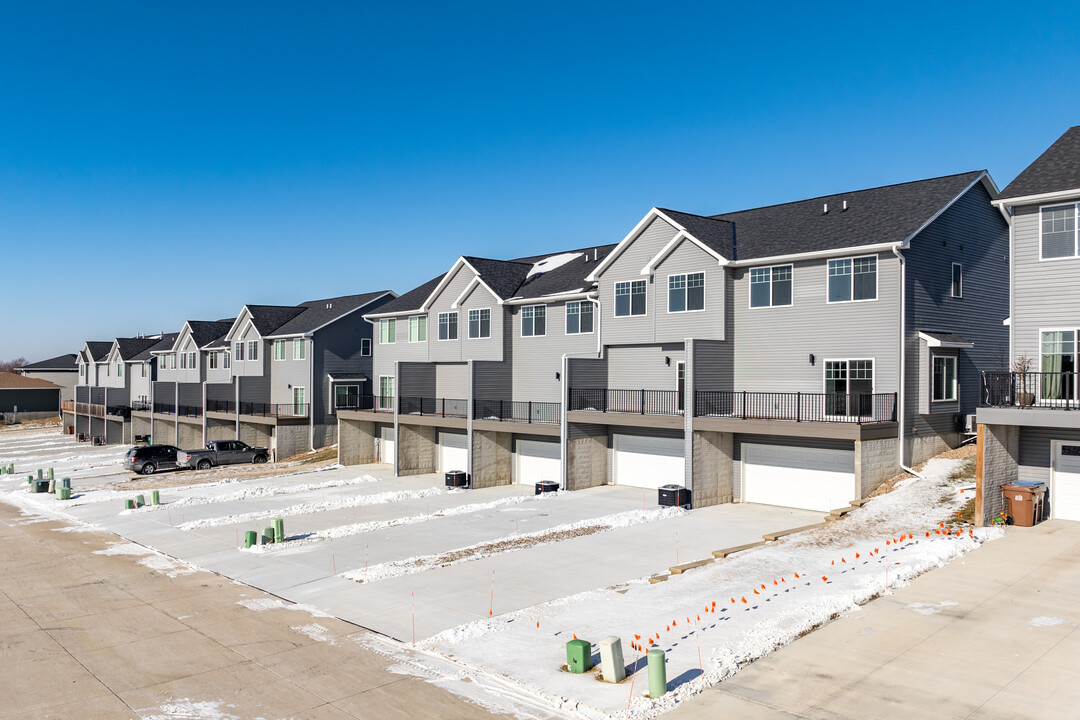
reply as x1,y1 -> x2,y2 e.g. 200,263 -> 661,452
606,345 -> 684,391
732,434 -> 855,499
178,382 -> 201,408
205,352 -> 232,384
693,339 -> 733,392
373,316 -> 429,397
511,300 -> 596,403
568,357 -> 607,388
152,382 -> 175,408
237,373 -> 270,403
314,299 -> 387,423
598,216 -> 680,345
129,364 -> 151,403
105,386 -> 129,406
206,382 -> 233,403
734,252 -> 900,394
270,340 -> 310,406
428,266 -> 474,362
473,361 -> 512,399
174,335 -> 202,385
436,363 -> 469,399
459,282 -> 503,362
1017,427 -> 1080,485
399,363 -> 435,397
651,238 -> 726,342
231,320 -> 265,377
76,386 -> 89,403
99,351 -> 125,388
904,181 -> 1010,440
91,387 -> 106,404
1011,202 -> 1080,365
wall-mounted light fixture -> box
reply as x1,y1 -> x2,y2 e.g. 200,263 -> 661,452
808,354 -> 815,366
555,371 -> 560,381
665,356 -> 671,366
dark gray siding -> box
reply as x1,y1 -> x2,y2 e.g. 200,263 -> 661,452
904,181 -> 1010,444
206,383 -> 233,403
237,374 -> 270,403
694,339 -> 733,392
399,363 -> 435,397
568,358 -> 607,388
90,387 -> 106,405
76,386 -> 90,403
1018,427 -> 1080,485
178,383 -> 201,408
312,297 -> 389,426
474,361 -> 512,399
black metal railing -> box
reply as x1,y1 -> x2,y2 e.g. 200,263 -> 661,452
399,396 -> 468,418
178,404 -> 202,418
568,388 -> 683,416
130,400 -> 152,412
238,402 -> 309,418
375,395 -> 395,412
694,391 -> 897,424
473,399 -> 561,424
205,398 -> 236,414
153,401 -> 175,415
981,372 -> 1079,410
335,394 -> 376,411
105,405 -> 132,418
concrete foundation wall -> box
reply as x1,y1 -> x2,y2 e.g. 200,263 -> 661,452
239,421 -> 272,451
566,423 -> 607,491
691,430 -> 734,507
472,429 -> 512,489
338,418 -> 376,466
855,436 -> 899,498
397,423 -> 436,476
314,422 -> 337,450
177,421 -> 201,450
275,424 -> 309,460
131,414 -> 151,440
206,418 -> 235,442
909,430 -> 958,466
152,418 -> 176,446
977,423 -> 1018,526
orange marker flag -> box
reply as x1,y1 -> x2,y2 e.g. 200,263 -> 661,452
649,638 -> 654,645
773,579 -> 778,585
696,614 -> 700,621
666,625 -> 670,631
672,620 -> 677,627
753,589 -> 759,595
686,617 -> 690,624
634,634 -> 641,640
926,531 -> 930,537
831,560 -> 835,565
711,601 -> 716,607
886,541 -> 891,546
794,572 -> 800,579
822,576 -> 828,582
730,598 -> 735,604
940,522 -> 945,528
874,548 -> 879,554
781,577 -> 787,583
536,621 -> 540,629
573,634 -> 578,640
855,552 -> 861,559
741,596 -> 747,604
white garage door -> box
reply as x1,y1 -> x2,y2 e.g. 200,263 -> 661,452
613,434 -> 685,490
379,426 -> 395,464
515,438 -> 560,485
742,443 -> 854,512
438,431 -> 469,473
1052,442 -> 1080,520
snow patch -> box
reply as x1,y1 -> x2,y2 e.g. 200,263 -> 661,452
291,623 -> 339,645
1028,616 -> 1070,627
527,252 -> 583,278
136,698 -> 249,720
138,554 -> 200,578
235,597 -> 332,618
94,541 -> 153,556
904,601 -> 958,616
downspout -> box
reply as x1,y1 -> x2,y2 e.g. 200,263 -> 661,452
308,336 -> 315,452
892,245 -> 924,479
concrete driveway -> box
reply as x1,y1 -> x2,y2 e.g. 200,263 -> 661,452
670,520 -> 1080,720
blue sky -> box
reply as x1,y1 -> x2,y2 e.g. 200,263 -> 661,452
3,1 -> 1079,360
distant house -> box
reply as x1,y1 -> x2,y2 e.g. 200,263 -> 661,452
18,354 -> 78,404
0,372 -> 62,421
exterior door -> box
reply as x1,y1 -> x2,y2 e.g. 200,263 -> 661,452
677,361 -> 685,412
825,360 -> 873,417
292,386 -> 306,416
378,426 -> 395,464
1052,441 -> 1080,520
379,376 -> 395,411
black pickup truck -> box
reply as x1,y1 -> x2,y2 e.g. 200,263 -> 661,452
177,440 -> 270,470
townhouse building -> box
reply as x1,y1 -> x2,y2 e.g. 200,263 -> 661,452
344,170 -> 1009,513
977,126 -> 1080,523
70,336 -> 164,442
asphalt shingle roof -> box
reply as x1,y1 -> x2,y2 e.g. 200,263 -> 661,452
370,275 -> 446,315
245,305 -> 307,336
655,209 -> 736,258
0,372 -> 60,389
135,333 -> 180,361
508,245 -> 617,299
708,171 -> 987,261
85,342 -> 113,362
268,292 -> 392,336
115,337 -> 161,361
188,320 -> 236,348
1000,126 -> 1080,200
19,354 -> 77,371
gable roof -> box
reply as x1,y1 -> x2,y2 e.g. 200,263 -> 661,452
709,171 -> 989,261
187,320 -> 236,348
0,372 -> 60,390
654,209 -> 737,259
84,342 -> 114,362
19,354 -> 77,371
135,333 -> 179,361
367,275 -> 446,316
115,337 -> 161,361
244,305 -> 307,336
269,291 -> 393,337
999,126 -> 1080,201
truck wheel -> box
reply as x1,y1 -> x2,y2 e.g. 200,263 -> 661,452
197,459 -> 212,470
140,462 -> 156,475
253,454 -> 267,464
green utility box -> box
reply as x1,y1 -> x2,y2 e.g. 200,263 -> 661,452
33,480 -> 49,493
57,487 -> 71,501
566,639 -> 592,674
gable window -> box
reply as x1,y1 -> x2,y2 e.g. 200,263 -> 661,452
932,356 -> 957,402
293,338 -> 306,360
750,265 -> 793,308
828,256 -> 877,303
234,342 -> 244,362
247,341 -> 259,361
469,308 -> 491,339
335,384 -> 360,409
438,312 -> 458,341
668,272 -> 705,312
521,305 -> 546,337
361,338 -> 371,356
1041,204 -> 1079,259
380,318 -> 396,344
274,340 -> 287,360
79,364 -> 85,378
615,280 -> 646,317
566,301 -> 594,334
408,315 -> 426,343
951,263 -> 963,298
117,363 -> 123,377
1041,330 -> 1077,401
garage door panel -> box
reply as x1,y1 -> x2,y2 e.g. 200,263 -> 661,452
613,434 -> 685,490
1053,442 -> 1080,521
438,431 -> 468,473
379,426 -> 395,464
743,443 -> 854,512
515,438 -> 560,485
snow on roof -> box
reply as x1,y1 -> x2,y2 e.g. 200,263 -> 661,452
526,252 -> 583,279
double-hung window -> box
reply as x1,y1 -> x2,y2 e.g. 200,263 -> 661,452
169,353 -> 177,369
438,312 -> 458,340
469,308 -> 491,338
951,264 -> 963,298
360,338 -> 371,356
668,272 -> 705,312
380,318 -> 396,344
293,338 -> 306,360
408,315 -> 426,342
209,352 -> 218,370
248,341 -> 259,361
932,356 -> 957,401
223,351 -> 231,369
521,305 -> 546,337
234,342 -> 244,362
750,265 -> 793,307
566,301 -> 594,334
117,363 -> 123,377
274,339 -> 286,361
828,256 -> 877,302
188,351 -> 196,368
1041,204 -> 1079,259
615,280 -> 646,317
179,352 -> 187,370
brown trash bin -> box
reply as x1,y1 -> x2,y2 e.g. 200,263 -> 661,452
1002,483 -> 1046,527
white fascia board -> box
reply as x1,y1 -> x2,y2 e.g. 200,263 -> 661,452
585,208 -> 665,282
364,309 -> 421,320
918,331 -> 974,349
504,290 -> 597,305
730,242 -> 901,267
419,257 -> 473,312
992,187 -> 1080,208
898,172 -> 990,250
640,230 -> 729,275
451,276 -> 502,309
222,307 -> 255,343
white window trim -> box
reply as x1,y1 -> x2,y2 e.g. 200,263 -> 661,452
931,354 -> 958,402
408,315 -> 427,343
248,341 -> 259,361
293,338 -> 306,360
360,338 -> 372,357
565,300 -> 595,335
748,264 -> 795,309
334,384 -> 360,410
520,305 -> 547,338
438,312 -> 459,342
274,339 -> 287,361
951,263 -> 963,298
825,255 -> 879,304
613,279 -> 648,318
468,308 -> 492,339
378,375 -> 395,411
1038,202 -> 1080,262
666,272 -> 707,314
292,386 -> 306,409
380,318 -> 396,344
1037,327 -> 1078,375
821,358 -> 877,394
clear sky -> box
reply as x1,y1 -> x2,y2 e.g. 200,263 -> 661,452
3,1 -> 1080,360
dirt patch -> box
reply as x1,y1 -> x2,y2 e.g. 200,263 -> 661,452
91,455 -> 340,491
282,446 -> 338,465
0,417 -> 62,432
867,442 -> 977,501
